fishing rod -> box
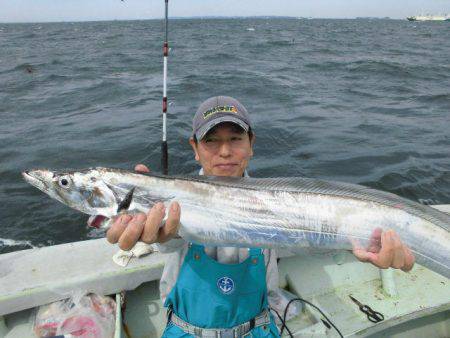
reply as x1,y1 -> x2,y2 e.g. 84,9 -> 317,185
161,0 -> 169,175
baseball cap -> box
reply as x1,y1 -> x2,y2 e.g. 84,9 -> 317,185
192,96 -> 252,140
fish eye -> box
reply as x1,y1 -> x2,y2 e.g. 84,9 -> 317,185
58,176 -> 71,189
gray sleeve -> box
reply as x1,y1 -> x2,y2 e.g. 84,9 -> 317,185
265,249 -> 302,324
155,237 -> 187,253
265,248 -> 280,297
159,244 -> 189,304
265,248 -> 286,316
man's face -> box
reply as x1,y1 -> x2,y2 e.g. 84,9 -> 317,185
189,123 -> 254,177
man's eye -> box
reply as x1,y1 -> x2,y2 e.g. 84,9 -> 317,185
205,138 -> 217,143
231,136 -> 243,141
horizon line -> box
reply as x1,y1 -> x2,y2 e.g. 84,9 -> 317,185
0,15 -> 403,24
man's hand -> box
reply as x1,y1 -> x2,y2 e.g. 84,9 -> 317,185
352,228 -> 415,271
106,164 -> 181,250
134,164 -> 150,174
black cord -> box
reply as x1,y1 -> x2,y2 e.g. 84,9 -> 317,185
280,297 -> 344,338
271,307 -> 294,337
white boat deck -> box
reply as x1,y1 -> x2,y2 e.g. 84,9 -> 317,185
0,238 -> 167,316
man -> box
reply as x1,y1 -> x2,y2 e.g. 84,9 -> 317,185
107,96 -> 415,337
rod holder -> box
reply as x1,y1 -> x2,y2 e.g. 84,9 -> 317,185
380,268 -> 398,297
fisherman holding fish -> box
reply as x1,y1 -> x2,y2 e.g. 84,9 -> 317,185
106,96 -> 415,337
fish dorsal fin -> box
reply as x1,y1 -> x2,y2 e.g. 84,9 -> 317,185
172,175 -> 450,232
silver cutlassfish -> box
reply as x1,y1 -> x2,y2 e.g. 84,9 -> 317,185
22,167 -> 450,278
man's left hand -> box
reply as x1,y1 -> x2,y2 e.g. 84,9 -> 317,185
352,229 -> 415,271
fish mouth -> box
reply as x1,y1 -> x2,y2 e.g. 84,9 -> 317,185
22,170 -> 47,192
87,215 -> 110,229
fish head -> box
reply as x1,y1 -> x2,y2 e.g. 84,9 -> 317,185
22,168 -> 119,218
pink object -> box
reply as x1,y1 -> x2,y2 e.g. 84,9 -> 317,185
34,294 -> 116,338
61,316 -> 100,337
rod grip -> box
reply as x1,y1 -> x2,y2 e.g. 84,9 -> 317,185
161,141 -> 168,175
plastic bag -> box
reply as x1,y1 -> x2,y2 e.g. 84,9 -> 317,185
34,293 -> 116,338
33,300 -> 70,337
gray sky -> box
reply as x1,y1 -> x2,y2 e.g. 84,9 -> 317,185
1,0 -> 450,23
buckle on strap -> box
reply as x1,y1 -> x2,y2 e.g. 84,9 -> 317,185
254,308 -> 271,327
217,329 -> 235,338
166,307 -> 173,325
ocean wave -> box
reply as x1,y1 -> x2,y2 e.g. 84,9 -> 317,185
346,60 -> 411,76
198,52 -> 244,63
50,59 -> 63,65
304,60 -> 343,71
413,93 -> 450,105
13,63 -> 37,73
43,73 -> 70,81
364,168 -> 450,205
18,32 -> 38,39
251,40 -> 295,49
0,238 -> 35,249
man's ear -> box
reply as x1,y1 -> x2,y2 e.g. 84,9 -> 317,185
249,133 -> 255,157
189,137 -> 200,161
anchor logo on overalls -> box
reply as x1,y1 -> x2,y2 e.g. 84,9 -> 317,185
217,276 -> 235,294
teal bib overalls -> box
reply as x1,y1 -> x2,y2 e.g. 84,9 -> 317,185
162,244 -> 280,337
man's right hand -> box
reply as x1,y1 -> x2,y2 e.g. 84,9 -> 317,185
106,164 -> 181,250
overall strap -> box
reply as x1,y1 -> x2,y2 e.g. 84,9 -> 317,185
188,243 -> 204,251
248,247 -> 263,257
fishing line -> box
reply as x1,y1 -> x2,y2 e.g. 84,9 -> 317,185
135,142 -> 159,164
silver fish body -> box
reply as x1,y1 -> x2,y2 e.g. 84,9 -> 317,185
23,167 -> 450,278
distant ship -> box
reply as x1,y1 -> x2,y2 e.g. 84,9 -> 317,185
407,14 -> 450,21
